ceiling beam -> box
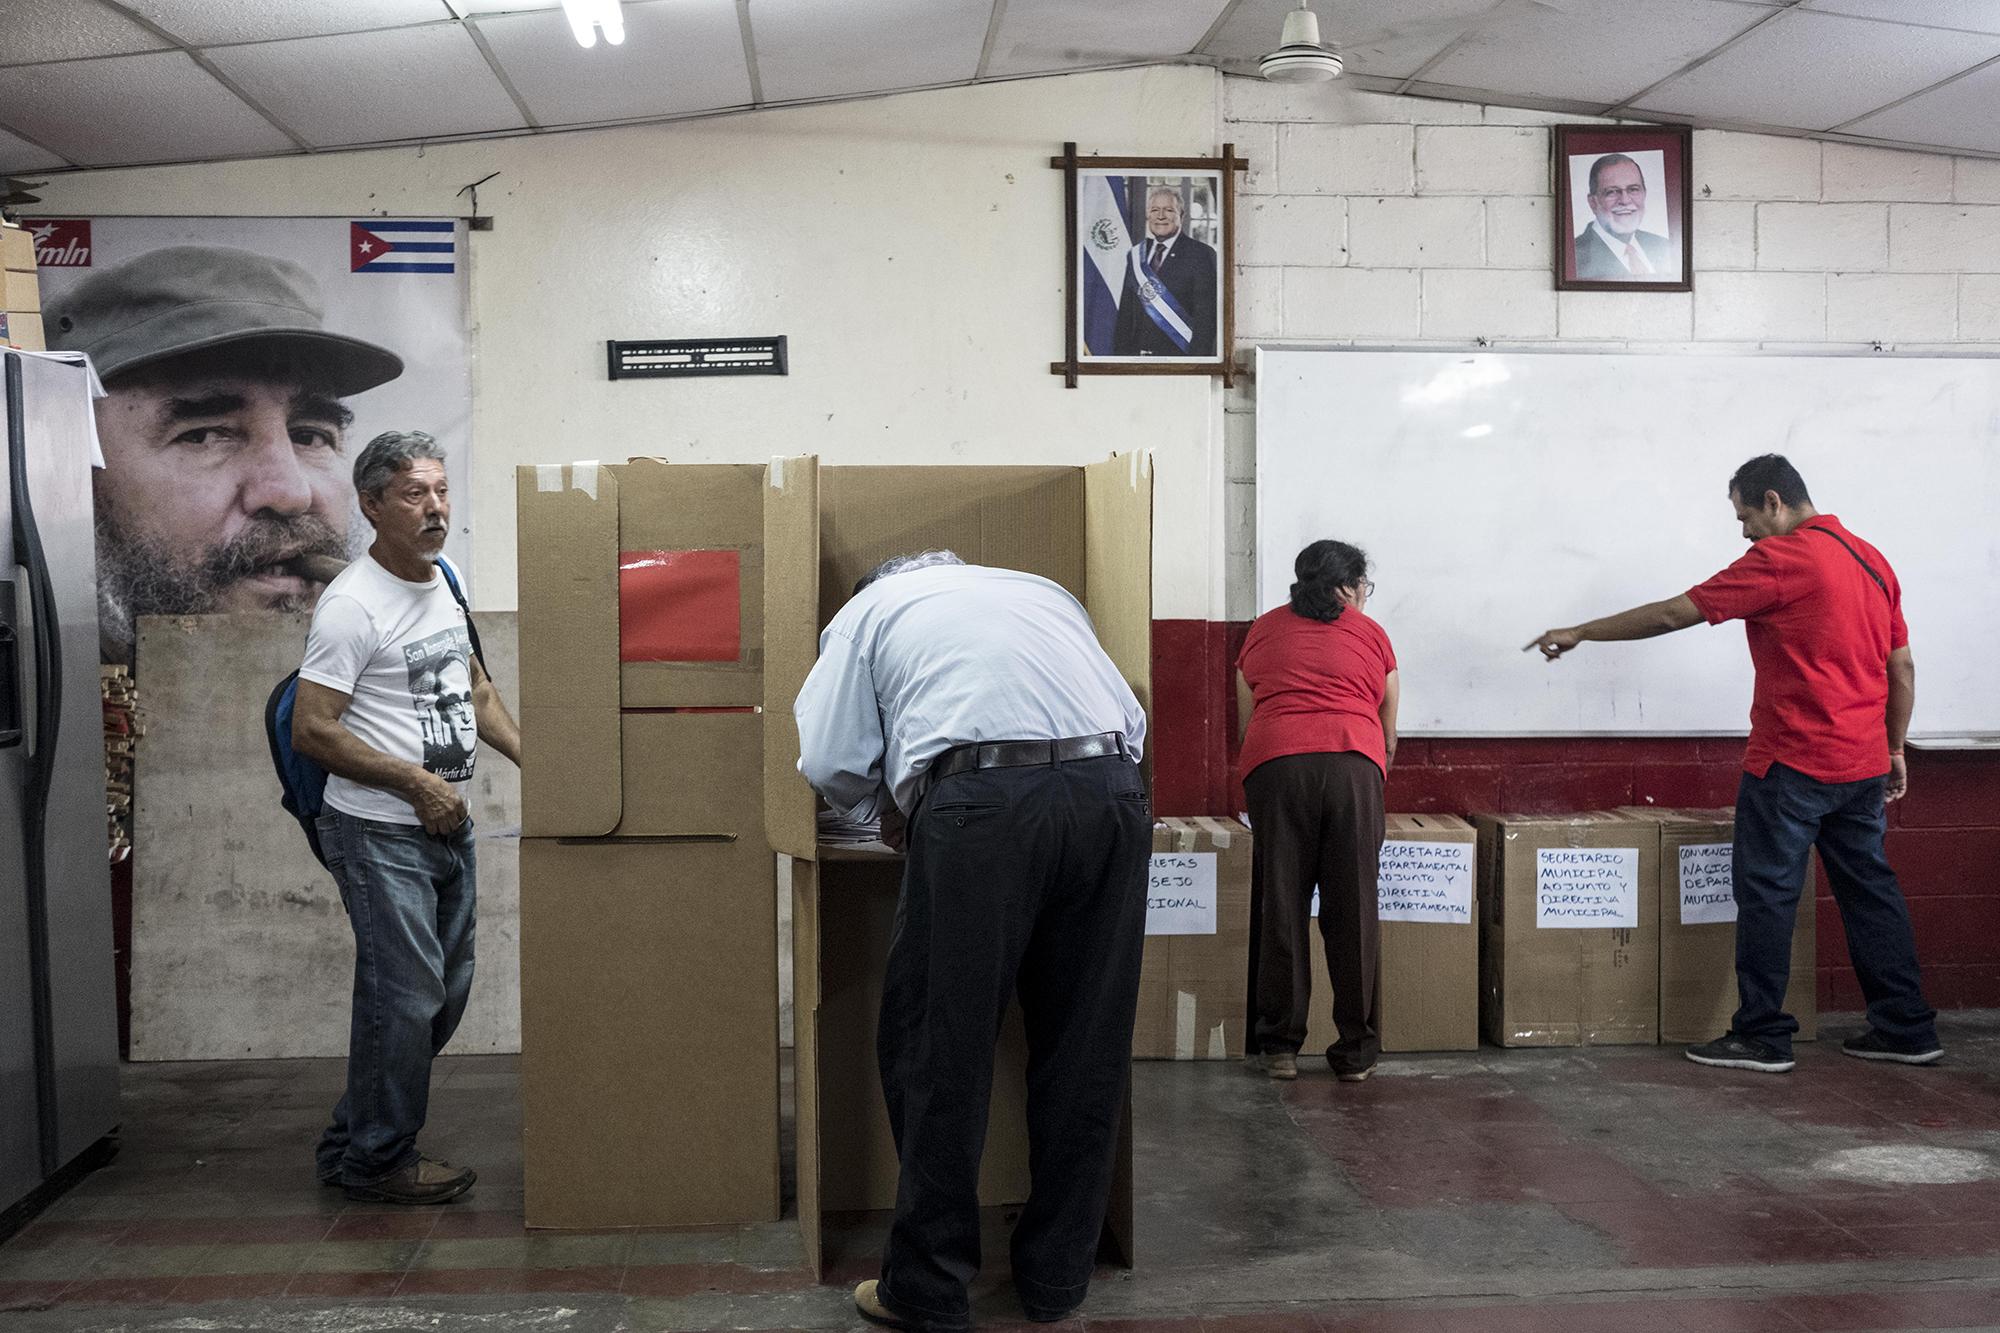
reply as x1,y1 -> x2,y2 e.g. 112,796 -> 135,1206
1826,49 -> 2000,133
462,15 -> 545,132
90,0 -> 313,151
976,0 -> 1009,81
737,0 -> 765,106
1192,0 -> 1251,58
1600,0 -> 1809,117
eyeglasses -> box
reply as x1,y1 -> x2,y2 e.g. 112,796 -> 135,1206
1359,579 -> 1377,598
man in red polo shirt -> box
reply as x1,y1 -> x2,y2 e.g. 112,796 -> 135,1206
1525,454 -> 1939,1074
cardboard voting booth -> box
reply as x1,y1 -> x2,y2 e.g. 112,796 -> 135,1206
518,454 -> 1150,1264
515,462 -> 783,1228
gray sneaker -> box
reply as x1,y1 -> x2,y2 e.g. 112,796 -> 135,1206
1842,1029 -> 1944,1064
1260,1051 -> 1299,1081
1686,1032 -> 1794,1073
342,1155 -> 476,1205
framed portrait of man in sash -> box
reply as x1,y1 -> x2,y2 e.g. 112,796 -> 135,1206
1051,145 -> 1247,386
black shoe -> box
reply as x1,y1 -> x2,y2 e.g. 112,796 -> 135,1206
1686,1032 -> 1794,1073
1842,1029 -> 1943,1064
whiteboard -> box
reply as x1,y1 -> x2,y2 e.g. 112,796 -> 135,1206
1255,348 -> 2000,736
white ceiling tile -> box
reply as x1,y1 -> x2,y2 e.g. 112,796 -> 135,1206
985,0 -> 1227,78
475,0 -> 750,124
1804,0 -> 2000,35
751,0 -> 989,102
1844,62 -> 2000,154
1636,9 -> 2000,130
1202,0 -> 1494,81
449,0 -> 564,11
0,125 -> 69,173
206,24 -> 527,146
116,0 -> 456,46
0,0 -> 171,65
0,52 -> 295,165
1425,0 -> 1770,107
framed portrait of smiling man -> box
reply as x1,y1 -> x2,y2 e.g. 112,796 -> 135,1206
1554,125 -> 1693,293
32,215 -> 471,665
1051,144 -> 1248,386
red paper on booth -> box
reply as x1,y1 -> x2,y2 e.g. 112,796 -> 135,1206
618,549 -> 742,662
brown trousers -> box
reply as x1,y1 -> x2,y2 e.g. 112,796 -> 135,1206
1244,750 -> 1385,1065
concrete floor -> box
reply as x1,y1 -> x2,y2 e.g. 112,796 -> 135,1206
3,1013 -> 1999,1332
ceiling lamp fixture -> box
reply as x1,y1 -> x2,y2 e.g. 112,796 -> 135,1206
1259,2 -> 1343,84
561,0 -> 625,48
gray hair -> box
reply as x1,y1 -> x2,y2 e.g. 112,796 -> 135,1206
352,430 -> 447,499
853,549 -> 965,595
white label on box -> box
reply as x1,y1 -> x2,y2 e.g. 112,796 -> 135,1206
1535,847 -> 1639,929
1678,843 -> 1737,925
1378,839 -> 1473,924
1147,852 -> 1217,936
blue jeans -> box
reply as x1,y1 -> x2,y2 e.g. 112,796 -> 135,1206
314,811 -> 477,1184
1731,763 -> 1936,1059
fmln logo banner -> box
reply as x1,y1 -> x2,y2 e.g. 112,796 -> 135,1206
350,219 -> 456,274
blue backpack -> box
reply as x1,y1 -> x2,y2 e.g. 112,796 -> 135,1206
266,558 -> 483,867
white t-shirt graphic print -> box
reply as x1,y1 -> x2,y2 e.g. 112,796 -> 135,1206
299,554 -> 477,825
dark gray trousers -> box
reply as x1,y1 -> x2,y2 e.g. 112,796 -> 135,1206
1245,751 -> 1384,1068
876,754 -> 1150,1329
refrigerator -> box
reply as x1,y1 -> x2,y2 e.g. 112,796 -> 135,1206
0,352 -> 119,1229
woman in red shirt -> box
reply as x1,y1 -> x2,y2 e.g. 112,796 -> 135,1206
1237,539 -> 1399,1082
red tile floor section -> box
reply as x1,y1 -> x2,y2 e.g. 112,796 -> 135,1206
3,1018 -> 1999,1331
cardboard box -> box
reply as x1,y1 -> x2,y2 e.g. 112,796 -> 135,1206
515,461 -> 785,1228
1472,811 -> 1660,1047
2,267 -> 38,312
1618,807 -> 1817,1044
1,311 -> 43,351
776,456 -> 1151,1276
1134,817 -> 1250,1060
0,224 -> 33,272
519,838 -> 778,1228
1299,814 -> 1480,1056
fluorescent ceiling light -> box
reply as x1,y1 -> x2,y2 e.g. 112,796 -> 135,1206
560,0 -> 625,48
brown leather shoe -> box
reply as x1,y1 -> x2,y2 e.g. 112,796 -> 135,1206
341,1155 -> 476,1205
855,1279 -> 915,1330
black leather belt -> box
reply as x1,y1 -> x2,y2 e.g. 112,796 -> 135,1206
933,732 -> 1129,781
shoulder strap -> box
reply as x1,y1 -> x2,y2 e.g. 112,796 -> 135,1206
433,558 -> 488,672
1805,525 -> 1889,599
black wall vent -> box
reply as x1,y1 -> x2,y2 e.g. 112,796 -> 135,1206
606,337 -> 788,380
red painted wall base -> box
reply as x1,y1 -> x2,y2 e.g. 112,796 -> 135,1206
1151,618 -> 2000,1009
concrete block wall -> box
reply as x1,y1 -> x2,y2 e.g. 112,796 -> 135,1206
1178,78 -> 2000,1009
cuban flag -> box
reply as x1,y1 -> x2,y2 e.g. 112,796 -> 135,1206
350,219 -> 456,274
1078,174 -> 1132,356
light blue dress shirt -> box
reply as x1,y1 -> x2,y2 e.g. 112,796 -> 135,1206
794,564 -> 1147,821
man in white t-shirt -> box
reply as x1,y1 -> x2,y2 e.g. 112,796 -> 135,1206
292,430 -> 520,1205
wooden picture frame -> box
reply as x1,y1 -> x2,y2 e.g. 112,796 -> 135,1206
1554,124 -> 1693,293
1050,143 -> 1250,387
